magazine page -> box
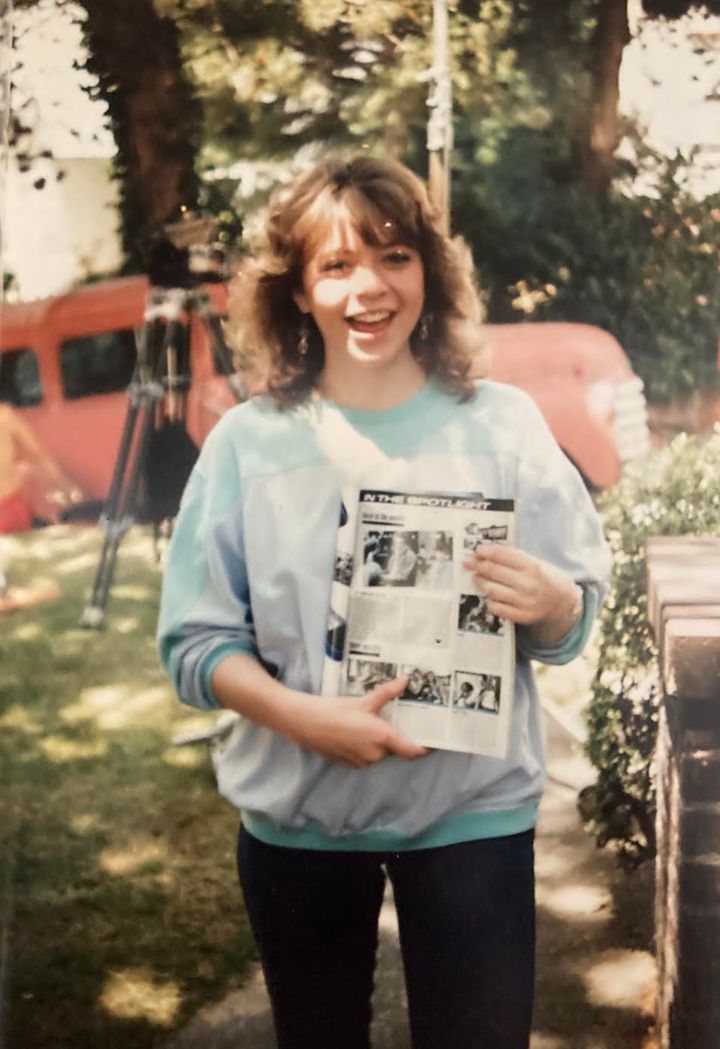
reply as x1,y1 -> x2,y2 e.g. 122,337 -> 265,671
322,489 -> 516,759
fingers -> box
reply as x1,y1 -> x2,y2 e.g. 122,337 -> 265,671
463,544 -> 540,623
364,676 -> 408,713
385,731 -> 430,760
361,679 -> 429,761
464,547 -> 525,611
463,545 -> 579,627
463,543 -> 533,579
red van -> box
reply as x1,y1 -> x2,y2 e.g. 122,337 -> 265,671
0,276 -> 649,522
482,322 -> 649,489
0,276 -> 235,516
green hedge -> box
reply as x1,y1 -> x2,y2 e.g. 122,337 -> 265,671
580,432 -> 720,866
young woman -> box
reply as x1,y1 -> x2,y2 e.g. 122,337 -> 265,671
158,154 -> 610,1049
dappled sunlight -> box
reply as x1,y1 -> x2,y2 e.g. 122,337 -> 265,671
0,574 -> 59,599
100,835 -> 169,875
95,685 -> 170,730
530,1035 -> 565,1049
109,584 -> 156,600
583,949 -> 656,1009
9,526 -> 98,563
536,881 -> 611,921
2,525 -> 249,1049
56,551 -> 106,575
173,713 -> 221,738
0,703 -> 44,735
162,746 -> 208,769
62,683 -> 170,730
69,812 -> 102,834
122,531 -> 161,557
99,967 -> 182,1026
4,536 -> 56,562
60,702 -> 99,726
534,849 -> 572,880
10,621 -> 43,641
115,616 -> 141,634
0,534 -> 24,558
40,735 -> 109,761
63,683 -> 133,722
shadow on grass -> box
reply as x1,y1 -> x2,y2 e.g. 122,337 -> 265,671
1,527 -> 257,1049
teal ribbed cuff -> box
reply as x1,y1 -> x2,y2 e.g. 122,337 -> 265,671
517,583 -> 600,666
198,640 -> 256,708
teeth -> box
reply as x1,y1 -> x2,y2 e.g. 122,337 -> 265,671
351,312 -> 391,323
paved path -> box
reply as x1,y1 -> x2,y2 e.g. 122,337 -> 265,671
165,714 -> 657,1049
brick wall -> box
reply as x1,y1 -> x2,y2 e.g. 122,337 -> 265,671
646,537 -> 720,1049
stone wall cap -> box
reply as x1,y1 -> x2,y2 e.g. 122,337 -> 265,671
647,537 -> 720,640
663,618 -> 720,701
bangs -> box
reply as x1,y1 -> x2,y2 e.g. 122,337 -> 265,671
292,182 -> 423,264
341,186 -> 422,249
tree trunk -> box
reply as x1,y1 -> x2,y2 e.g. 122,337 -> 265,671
80,0 -> 201,271
576,0 -> 630,196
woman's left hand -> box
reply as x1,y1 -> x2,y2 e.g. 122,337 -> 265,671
463,544 -> 581,641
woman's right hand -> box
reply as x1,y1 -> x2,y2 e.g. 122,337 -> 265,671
292,677 -> 429,768
211,655 -> 429,770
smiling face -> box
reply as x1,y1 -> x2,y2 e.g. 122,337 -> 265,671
293,203 -> 425,390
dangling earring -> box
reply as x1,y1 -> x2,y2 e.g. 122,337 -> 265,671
298,317 -> 309,359
418,313 -> 431,341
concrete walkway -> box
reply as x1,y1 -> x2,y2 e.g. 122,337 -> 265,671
165,714 -> 657,1049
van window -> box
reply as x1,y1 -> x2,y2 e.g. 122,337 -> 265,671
60,329 -> 137,399
0,348 -> 43,406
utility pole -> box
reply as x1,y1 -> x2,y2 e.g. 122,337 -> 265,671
426,0 -> 452,233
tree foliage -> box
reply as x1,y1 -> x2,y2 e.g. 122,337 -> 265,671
10,1 -> 720,400
580,431 -> 720,866
457,132 -> 720,401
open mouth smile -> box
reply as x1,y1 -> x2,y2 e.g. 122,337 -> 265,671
346,310 -> 396,334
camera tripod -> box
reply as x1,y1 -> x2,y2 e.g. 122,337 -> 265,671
80,283 -> 243,629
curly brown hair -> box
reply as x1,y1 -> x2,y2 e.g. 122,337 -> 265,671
226,154 -> 487,406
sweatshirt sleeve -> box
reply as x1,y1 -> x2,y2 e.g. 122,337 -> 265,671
157,417 -> 258,710
510,394 -> 611,666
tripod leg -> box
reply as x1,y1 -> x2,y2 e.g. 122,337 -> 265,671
163,317 -> 191,422
80,397 -> 158,628
202,302 -> 246,402
80,397 -> 141,627
81,311 -> 169,628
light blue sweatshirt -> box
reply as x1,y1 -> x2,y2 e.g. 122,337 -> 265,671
158,380 -> 610,851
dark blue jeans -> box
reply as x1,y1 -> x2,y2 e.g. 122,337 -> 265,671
236,827 -> 535,1049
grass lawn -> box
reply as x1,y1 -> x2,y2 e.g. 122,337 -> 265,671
0,525 -> 256,1049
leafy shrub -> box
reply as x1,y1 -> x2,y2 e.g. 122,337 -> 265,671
580,431 -> 720,866
454,128 -> 720,403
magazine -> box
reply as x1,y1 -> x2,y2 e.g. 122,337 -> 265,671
322,488 -> 516,758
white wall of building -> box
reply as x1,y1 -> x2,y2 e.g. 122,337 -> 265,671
4,0 -> 120,302
5,155 -> 122,301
